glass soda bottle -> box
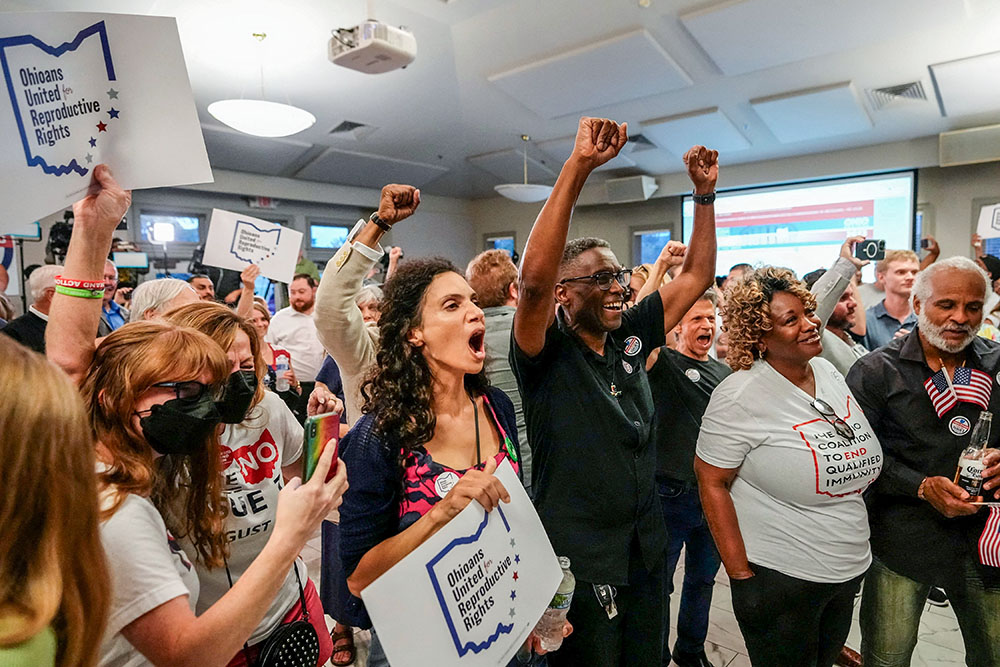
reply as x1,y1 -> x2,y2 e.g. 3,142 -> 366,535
535,557 -> 575,652
955,410 -> 990,502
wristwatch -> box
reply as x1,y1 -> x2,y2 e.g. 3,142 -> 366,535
369,211 -> 392,232
692,191 -> 716,205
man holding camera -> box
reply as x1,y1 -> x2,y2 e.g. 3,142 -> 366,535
862,249 -> 920,350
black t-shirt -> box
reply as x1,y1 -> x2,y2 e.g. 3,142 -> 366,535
510,293 -> 667,585
648,347 -> 731,483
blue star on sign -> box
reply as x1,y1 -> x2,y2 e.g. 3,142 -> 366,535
510,590 -> 517,601
88,137 -> 96,147
108,108 -> 119,119
515,554 -> 520,564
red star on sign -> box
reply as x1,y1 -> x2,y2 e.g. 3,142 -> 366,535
512,571 -> 519,581
97,121 -> 108,132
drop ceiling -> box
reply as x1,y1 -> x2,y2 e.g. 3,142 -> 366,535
5,0 -> 1000,199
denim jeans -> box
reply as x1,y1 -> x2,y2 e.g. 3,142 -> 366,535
657,477 -> 721,661
861,557 -> 1000,667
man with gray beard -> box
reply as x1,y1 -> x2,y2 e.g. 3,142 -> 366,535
847,257 -> 1000,667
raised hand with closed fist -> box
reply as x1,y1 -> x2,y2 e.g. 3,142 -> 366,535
572,117 -> 628,171
684,145 -> 719,195
377,184 -> 420,225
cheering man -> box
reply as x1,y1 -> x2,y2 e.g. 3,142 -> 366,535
511,116 -> 718,666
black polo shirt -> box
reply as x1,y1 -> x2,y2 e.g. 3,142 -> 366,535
846,328 -> 998,588
510,292 -> 667,585
648,347 -> 731,484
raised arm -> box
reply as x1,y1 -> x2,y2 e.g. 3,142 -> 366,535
811,236 -> 867,328
634,241 -> 685,305
235,264 -> 260,319
919,235 -> 940,270
46,165 -> 131,384
314,184 -> 419,377
655,147 -> 718,333
514,117 -> 628,357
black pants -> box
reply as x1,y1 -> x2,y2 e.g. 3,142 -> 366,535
730,563 -> 864,667
293,381 -> 315,424
548,543 -> 664,667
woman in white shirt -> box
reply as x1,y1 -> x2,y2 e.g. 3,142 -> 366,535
46,165 -> 348,667
695,267 -> 882,667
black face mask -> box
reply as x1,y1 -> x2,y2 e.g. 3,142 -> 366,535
215,370 -> 259,424
137,395 -> 222,456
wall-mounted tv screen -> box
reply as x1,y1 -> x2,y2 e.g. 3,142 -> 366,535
682,172 -> 915,283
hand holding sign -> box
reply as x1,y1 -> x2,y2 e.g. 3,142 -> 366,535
71,163 -> 130,232
377,184 -> 421,225
430,456 -> 511,525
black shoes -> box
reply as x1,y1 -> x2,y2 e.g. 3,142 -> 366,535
671,649 -> 716,667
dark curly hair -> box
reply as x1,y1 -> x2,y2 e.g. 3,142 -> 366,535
361,257 -> 490,474
722,266 -> 816,372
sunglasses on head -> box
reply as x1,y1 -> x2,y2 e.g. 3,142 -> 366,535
559,268 -> 632,292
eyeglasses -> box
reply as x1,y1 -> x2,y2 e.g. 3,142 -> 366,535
810,398 -> 856,440
150,381 -> 217,403
559,268 -> 632,291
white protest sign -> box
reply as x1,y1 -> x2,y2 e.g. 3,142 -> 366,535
202,209 -> 302,284
977,203 -> 1000,240
362,459 -> 563,667
0,12 -> 213,230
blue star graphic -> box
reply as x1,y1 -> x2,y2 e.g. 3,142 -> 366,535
107,88 -> 119,99
510,589 -> 517,601
108,108 -> 119,119
88,137 -> 96,147
515,554 -> 521,564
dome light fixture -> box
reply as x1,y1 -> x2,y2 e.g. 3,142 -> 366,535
494,135 -> 553,203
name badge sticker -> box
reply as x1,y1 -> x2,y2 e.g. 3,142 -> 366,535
949,415 -> 972,437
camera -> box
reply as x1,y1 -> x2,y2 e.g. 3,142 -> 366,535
854,239 -> 886,261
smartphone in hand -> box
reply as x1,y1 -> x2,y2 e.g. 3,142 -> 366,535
855,239 -> 886,261
303,411 -> 340,482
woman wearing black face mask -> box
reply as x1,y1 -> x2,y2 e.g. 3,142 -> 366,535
166,300 -> 345,666
46,165 -> 349,667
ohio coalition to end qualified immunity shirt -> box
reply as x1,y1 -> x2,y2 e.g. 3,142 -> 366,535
696,357 -> 882,583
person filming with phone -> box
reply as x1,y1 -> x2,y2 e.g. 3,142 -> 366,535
862,249 -> 920,350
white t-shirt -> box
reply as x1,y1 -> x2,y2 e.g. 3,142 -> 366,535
184,391 -> 306,646
696,357 -> 882,583
99,492 -> 199,667
265,307 -> 326,382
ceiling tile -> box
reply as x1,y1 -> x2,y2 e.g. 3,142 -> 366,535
488,29 -> 691,119
201,125 -> 313,176
295,147 -> 449,187
680,0 -> 963,76
641,108 -> 750,156
751,83 -> 873,144
929,49 -> 1000,117
467,147 -> 557,182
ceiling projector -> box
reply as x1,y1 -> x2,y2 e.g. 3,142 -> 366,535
329,20 -> 416,74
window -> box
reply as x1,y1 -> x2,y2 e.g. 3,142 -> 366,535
632,228 -> 671,266
310,223 -> 351,249
484,233 -> 516,257
139,212 -> 203,244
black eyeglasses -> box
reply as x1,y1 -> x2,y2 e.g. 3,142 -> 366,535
810,398 -> 856,440
559,268 -> 632,291
150,381 -> 216,402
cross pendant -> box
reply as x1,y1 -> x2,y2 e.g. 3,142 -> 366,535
610,383 -> 621,397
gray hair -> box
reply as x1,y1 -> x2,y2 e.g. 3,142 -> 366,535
129,278 -> 195,322
912,256 -> 989,305
354,284 -> 383,306
28,264 -> 61,302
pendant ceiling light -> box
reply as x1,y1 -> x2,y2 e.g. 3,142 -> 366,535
208,32 -> 316,138
494,135 -> 553,203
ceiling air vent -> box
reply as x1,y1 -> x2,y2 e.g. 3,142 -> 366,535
866,81 -> 928,111
627,132 -> 657,152
329,120 -> 377,140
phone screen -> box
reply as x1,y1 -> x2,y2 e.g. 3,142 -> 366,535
302,411 -> 340,482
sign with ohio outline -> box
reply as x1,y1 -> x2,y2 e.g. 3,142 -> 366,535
203,209 -> 302,284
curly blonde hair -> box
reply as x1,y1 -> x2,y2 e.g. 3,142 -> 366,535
722,266 -> 816,371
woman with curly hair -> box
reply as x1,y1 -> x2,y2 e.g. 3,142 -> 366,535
337,256 -> 566,666
693,266 -> 883,667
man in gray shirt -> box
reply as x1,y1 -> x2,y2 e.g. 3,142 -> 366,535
466,249 -> 532,494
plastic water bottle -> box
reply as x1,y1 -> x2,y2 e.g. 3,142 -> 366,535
274,353 -> 290,392
535,557 -> 575,652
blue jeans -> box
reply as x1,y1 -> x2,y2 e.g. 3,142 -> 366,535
861,557 -> 1000,667
658,477 -> 721,661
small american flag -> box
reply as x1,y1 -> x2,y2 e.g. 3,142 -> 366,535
979,506 -> 1000,567
923,366 -> 993,418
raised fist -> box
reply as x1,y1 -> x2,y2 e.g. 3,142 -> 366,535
572,117 -> 628,170
377,184 -> 420,225
658,241 -> 687,267
683,146 -> 719,195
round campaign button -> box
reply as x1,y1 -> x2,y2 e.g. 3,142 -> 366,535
685,368 -> 701,383
622,360 -> 633,374
624,336 -> 642,356
434,471 -> 460,497
949,415 -> 972,437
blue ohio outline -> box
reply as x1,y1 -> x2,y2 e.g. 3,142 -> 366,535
230,220 -> 282,264
425,506 -> 514,657
0,20 -> 116,177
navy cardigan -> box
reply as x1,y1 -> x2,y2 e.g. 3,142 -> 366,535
337,385 -> 521,628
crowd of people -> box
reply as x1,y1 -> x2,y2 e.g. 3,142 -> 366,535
2,116 -> 1000,667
